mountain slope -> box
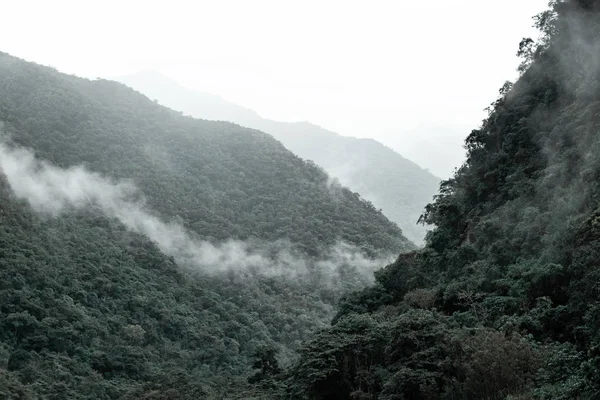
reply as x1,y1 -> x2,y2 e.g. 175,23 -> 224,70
282,1 -> 600,399
0,52 -> 414,398
0,53 -> 413,257
117,71 -> 441,244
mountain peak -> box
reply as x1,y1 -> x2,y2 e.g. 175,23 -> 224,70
116,70 -> 262,123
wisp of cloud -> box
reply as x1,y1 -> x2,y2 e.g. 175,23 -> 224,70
0,138 -> 392,286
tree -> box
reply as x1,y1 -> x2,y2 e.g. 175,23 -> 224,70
247,345 -> 281,384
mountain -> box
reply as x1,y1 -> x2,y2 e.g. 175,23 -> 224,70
282,1 -> 600,398
0,56 -> 412,258
117,71 -> 441,244
9,0 -> 600,398
0,52 -> 414,398
386,122 -> 468,179
116,70 -> 263,125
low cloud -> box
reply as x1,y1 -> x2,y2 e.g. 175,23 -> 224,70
0,137 -> 392,288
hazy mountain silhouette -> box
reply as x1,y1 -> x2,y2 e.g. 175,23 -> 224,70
118,71 -> 441,243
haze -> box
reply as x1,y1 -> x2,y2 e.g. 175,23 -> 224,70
2,0 -> 549,177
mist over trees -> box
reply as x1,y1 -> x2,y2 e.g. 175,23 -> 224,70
2,0 -> 600,399
0,51 -> 412,398
281,1 -> 600,398
0,53 -> 412,257
116,72 -> 441,244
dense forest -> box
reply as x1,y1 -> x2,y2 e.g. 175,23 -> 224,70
3,0 -> 600,398
0,54 -> 412,257
117,72 -> 441,244
0,52 -> 414,398
277,0 -> 600,398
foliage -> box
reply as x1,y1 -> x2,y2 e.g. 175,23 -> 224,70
0,52 -> 413,258
287,0 -> 600,398
6,0 -> 600,398
117,72 -> 442,244
0,51 -> 414,397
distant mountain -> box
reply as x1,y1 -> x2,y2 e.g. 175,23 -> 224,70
387,122 -> 468,178
118,70 -> 263,125
117,71 -> 442,243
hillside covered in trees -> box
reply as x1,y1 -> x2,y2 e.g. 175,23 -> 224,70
0,55 -> 414,257
0,52 -> 414,398
117,72 -> 441,244
5,0 -> 600,398
278,0 -> 600,398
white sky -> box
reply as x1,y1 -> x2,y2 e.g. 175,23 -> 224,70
2,0 -> 550,177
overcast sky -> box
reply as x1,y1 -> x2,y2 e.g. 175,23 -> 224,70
2,0 -> 550,177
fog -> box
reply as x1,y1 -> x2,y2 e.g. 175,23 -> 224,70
0,137 -> 392,286
1,0 -> 550,178
461,3 -> 600,268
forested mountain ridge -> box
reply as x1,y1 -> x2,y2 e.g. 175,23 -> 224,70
0,52 -> 415,398
0,52 -> 413,257
276,0 -> 600,398
9,0 -> 600,397
117,71 -> 441,244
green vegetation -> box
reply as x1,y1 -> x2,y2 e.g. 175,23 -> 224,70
0,53 -> 412,257
0,51 -> 413,398
5,0 -> 600,398
282,1 -> 600,398
261,127 -> 442,245
117,72 -> 441,244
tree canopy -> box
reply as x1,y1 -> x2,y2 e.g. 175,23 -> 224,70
285,1 -> 600,398
0,51 -> 413,398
